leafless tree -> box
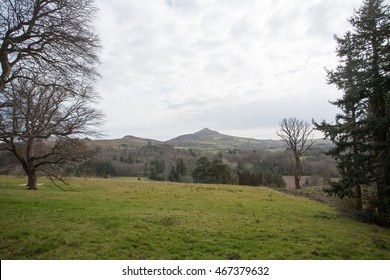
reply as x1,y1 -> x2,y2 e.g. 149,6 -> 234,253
0,0 -> 101,189
277,117 -> 315,189
0,78 -> 101,189
0,0 -> 100,97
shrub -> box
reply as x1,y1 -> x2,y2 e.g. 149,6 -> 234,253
192,157 -> 237,184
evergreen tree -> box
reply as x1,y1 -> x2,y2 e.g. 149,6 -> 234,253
317,32 -> 370,210
236,161 -> 285,188
192,157 -> 236,184
168,158 -> 187,182
149,159 -> 165,181
192,157 -> 211,183
315,0 -> 390,221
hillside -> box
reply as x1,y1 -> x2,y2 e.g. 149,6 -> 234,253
90,135 -> 163,150
167,128 -> 286,150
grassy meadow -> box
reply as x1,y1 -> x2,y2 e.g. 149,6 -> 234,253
0,176 -> 389,260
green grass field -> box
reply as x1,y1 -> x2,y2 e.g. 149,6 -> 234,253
0,176 -> 389,260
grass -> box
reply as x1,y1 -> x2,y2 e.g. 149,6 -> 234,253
0,176 -> 389,260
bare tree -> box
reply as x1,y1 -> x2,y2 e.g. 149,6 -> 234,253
277,117 -> 315,189
0,0 -> 100,96
0,0 -> 101,189
0,78 -> 101,189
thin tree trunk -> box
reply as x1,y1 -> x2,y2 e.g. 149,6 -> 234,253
352,109 -> 362,211
294,157 -> 301,189
355,184 -> 363,210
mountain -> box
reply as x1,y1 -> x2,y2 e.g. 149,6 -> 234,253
167,128 -> 285,150
166,128 -> 220,143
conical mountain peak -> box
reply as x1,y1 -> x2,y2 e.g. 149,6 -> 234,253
193,128 -> 219,136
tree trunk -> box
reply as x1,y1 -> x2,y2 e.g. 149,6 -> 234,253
355,184 -> 363,211
27,170 -> 38,190
294,157 -> 301,189
294,174 -> 300,189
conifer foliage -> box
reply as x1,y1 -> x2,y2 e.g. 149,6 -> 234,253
315,0 -> 390,223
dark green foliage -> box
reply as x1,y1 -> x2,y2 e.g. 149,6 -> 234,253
168,158 -> 187,182
79,160 -> 116,178
192,157 -> 237,184
236,162 -> 286,188
149,159 -> 165,181
95,161 -> 116,178
192,157 -> 210,183
315,0 -> 390,223
120,154 -> 134,164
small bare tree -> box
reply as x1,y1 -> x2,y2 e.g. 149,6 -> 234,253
277,117 -> 315,189
0,78 -> 101,189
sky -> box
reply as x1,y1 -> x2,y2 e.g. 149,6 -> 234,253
94,0 -> 366,141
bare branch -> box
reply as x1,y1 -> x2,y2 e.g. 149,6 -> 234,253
0,0 -> 100,93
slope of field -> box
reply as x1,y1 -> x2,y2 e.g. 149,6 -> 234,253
0,176 -> 389,260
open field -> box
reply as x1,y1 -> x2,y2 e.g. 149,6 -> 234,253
0,176 -> 389,260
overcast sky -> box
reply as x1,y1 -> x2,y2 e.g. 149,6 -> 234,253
94,0 -> 365,141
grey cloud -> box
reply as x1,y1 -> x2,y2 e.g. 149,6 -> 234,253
95,0 -> 361,140
157,93 -> 339,134
267,5 -> 305,38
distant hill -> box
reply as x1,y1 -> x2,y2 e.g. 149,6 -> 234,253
91,135 -> 163,150
166,128 -> 286,150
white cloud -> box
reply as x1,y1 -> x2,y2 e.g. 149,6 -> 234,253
94,0 -> 364,140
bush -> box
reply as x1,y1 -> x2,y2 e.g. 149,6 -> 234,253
335,196 -> 390,226
192,157 -> 237,184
